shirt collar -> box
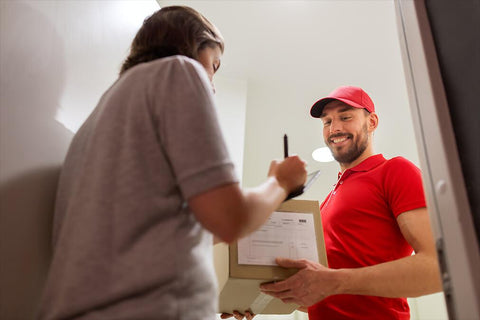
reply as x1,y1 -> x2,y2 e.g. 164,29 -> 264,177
337,154 -> 386,178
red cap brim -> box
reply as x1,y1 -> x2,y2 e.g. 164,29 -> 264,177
310,97 -> 373,118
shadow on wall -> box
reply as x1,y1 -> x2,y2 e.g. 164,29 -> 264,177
0,2 -> 73,319
0,167 -> 61,319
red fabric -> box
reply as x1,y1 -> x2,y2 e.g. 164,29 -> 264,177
310,86 -> 375,117
308,154 -> 426,320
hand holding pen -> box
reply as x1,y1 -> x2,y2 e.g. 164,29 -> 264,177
266,134 -> 307,200
282,133 -> 308,200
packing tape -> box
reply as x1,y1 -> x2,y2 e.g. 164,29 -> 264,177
250,292 -> 274,313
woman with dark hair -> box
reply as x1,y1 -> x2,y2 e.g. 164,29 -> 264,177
38,6 -> 306,320
119,6 -> 225,76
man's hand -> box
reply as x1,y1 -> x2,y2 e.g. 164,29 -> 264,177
260,257 -> 342,306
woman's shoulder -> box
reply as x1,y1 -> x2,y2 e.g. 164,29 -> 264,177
149,55 -> 202,73
118,55 -> 208,90
119,55 -> 200,78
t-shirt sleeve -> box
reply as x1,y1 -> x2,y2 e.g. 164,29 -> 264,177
153,57 -> 238,200
383,157 -> 427,218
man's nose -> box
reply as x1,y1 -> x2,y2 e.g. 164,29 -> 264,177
329,120 -> 342,134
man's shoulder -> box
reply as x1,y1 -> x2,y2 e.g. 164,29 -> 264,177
385,156 -> 420,169
381,156 -> 422,179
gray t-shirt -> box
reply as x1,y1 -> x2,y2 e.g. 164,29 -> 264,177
39,56 -> 238,320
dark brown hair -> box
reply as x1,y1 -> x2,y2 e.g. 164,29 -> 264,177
119,6 -> 224,75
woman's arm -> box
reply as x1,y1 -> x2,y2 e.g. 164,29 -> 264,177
189,156 -> 307,243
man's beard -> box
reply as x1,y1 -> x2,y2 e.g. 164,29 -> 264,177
327,124 -> 369,165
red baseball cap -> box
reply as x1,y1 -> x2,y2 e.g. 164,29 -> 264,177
310,86 -> 375,118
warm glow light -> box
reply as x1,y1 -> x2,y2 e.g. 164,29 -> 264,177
312,147 -> 335,163
112,1 -> 160,30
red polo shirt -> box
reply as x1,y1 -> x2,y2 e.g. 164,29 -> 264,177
308,154 -> 426,320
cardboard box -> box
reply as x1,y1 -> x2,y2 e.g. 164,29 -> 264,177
214,199 -> 328,315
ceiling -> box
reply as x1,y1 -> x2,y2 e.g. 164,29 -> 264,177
156,0 -> 420,201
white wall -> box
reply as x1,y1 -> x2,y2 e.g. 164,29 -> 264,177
409,293 -> 448,320
0,2 -> 76,317
214,76 -> 248,182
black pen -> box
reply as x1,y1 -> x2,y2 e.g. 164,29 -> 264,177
284,134 -> 288,158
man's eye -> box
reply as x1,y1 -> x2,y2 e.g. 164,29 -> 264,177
341,116 -> 351,121
323,121 -> 331,126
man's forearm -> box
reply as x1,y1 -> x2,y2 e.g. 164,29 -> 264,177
338,252 -> 442,298
260,254 -> 442,307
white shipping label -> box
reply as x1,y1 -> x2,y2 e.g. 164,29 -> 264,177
237,211 -> 319,266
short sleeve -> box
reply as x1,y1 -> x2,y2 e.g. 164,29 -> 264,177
383,157 -> 427,217
152,57 -> 238,199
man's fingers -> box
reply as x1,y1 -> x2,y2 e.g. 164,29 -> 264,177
275,257 -> 307,269
281,297 -> 299,305
264,288 -> 288,298
260,278 -> 292,293
265,288 -> 305,306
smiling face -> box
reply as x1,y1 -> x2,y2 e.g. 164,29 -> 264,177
320,100 -> 378,170
197,44 -> 222,93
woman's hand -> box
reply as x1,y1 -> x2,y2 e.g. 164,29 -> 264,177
268,155 -> 307,196
220,310 -> 255,320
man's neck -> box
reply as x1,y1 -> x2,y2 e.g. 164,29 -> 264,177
339,150 -> 375,172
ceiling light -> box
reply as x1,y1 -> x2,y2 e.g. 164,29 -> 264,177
312,147 -> 334,163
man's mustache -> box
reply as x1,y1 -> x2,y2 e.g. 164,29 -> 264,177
328,133 -> 353,141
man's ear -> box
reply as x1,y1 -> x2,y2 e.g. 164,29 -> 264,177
368,112 -> 379,131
